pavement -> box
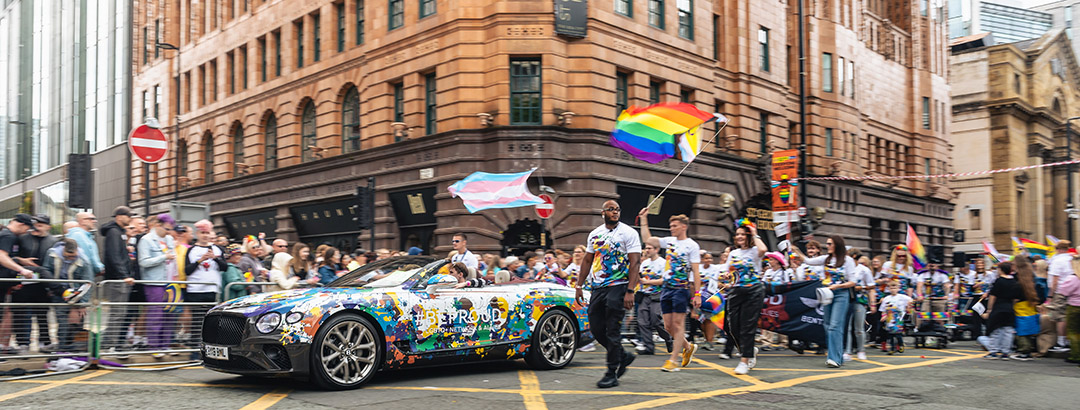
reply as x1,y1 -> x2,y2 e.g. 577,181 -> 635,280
0,341 -> 1077,409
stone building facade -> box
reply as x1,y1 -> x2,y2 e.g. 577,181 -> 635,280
131,0 -> 954,258
950,29 -> 1080,253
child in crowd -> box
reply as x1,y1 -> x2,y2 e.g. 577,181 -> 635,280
635,238 -> 671,355
879,280 -> 912,354
981,261 -> 1020,360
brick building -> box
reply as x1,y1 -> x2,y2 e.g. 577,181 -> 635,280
949,29 -> 1080,253
132,0 -> 954,258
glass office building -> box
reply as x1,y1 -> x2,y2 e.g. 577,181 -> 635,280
948,0 -> 1053,44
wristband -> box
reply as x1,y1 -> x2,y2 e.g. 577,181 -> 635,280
575,285 -> 583,289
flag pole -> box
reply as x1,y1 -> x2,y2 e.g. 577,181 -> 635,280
644,121 -> 729,212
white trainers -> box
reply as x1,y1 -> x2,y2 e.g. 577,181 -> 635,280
718,353 -> 731,360
857,352 -> 867,360
734,361 -> 750,375
578,341 -> 597,352
747,347 -> 759,368
826,359 -> 841,368
842,353 -> 852,362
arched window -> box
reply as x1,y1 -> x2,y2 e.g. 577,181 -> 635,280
342,87 -> 361,153
1053,98 -> 1062,116
203,132 -> 214,184
301,101 -> 316,162
177,139 -> 189,188
265,114 -> 278,170
233,124 -> 244,176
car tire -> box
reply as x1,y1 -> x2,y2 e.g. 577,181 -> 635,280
525,309 -> 578,370
310,312 -> 383,390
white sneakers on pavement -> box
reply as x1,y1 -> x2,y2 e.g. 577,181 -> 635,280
843,353 -> 852,362
747,347 -> 760,369
734,361 -> 750,375
826,359 -> 841,368
857,352 -> 867,360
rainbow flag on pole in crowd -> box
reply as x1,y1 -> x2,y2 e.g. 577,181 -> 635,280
610,102 -> 720,164
447,168 -> 545,213
917,312 -> 951,320
698,293 -> 726,330
982,240 -> 1010,263
1020,238 -> 1052,257
1047,234 -> 1061,247
906,223 -> 927,270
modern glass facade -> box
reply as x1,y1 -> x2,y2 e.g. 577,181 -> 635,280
979,2 -> 1052,44
0,0 -> 132,187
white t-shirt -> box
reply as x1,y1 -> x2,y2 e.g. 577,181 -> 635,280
880,261 -> 914,278
700,264 -> 723,295
186,244 -> 223,293
795,264 -> 825,281
727,247 -> 762,287
1049,253 -> 1074,279
657,236 -> 701,289
850,264 -> 875,287
451,249 -> 479,271
804,255 -> 857,285
638,256 -> 668,294
879,294 -> 913,314
585,222 -> 642,288
916,271 -> 952,297
764,268 -> 794,283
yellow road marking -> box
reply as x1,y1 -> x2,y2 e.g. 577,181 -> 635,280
690,358 -> 768,386
740,368 -> 847,372
0,370 -> 111,403
852,358 -> 891,367
604,353 -> 983,410
238,388 -> 292,410
8,379 -> 262,388
576,366 -> 713,371
369,385 -> 684,397
517,371 -> 547,410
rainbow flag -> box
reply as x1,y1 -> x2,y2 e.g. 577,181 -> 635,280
906,223 -> 927,270
699,293 -> 726,330
610,102 -> 718,164
1047,234 -> 1061,247
917,312 -> 951,320
1018,237 -> 1052,257
982,240 -> 1010,263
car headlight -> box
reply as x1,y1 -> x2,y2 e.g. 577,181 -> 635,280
285,311 -> 303,324
256,312 -> 282,334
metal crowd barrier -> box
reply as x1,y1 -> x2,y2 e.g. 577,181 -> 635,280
94,280 -> 219,371
0,278 -> 96,380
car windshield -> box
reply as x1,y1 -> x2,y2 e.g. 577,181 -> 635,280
362,268 -> 423,288
327,256 -> 437,287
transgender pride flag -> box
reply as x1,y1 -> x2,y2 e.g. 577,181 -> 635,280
448,168 -> 545,213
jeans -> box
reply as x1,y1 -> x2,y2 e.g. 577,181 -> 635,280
822,288 -> 851,364
144,285 -> 175,349
846,302 -> 868,354
102,282 -> 132,347
588,284 -> 628,374
979,327 -> 1016,354
635,292 -> 669,353
727,284 -> 764,359
49,294 -> 79,349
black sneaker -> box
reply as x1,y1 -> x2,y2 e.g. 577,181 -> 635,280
789,341 -> 805,355
597,372 -> 619,388
665,339 -> 673,353
616,352 -> 636,378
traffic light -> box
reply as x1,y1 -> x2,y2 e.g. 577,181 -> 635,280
68,153 -> 92,209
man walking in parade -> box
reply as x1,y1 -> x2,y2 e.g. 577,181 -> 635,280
575,200 -> 641,388
638,211 -> 702,372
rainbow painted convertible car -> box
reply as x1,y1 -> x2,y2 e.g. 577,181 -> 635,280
201,257 -> 591,389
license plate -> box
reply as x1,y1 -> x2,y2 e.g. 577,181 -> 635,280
204,345 -> 229,360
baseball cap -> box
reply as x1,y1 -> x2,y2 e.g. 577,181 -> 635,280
113,206 -> 133,217
172,225 -> 189,233
12,213 -> 33,226
31,214 -> 51,225
226,244 -> 243,257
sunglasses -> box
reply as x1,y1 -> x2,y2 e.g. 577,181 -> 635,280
452,240 -> 462,243
603,208 -> 621,212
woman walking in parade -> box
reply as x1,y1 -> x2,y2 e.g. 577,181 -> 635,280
846,254 -> 875,361
794,235 -> 857,367
725,222 -> 767,375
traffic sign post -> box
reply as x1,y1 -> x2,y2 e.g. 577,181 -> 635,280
130,122 -> 170,217
536,194 -> 554,219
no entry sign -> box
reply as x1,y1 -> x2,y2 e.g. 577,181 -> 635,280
536,194 -> 554,219
129,124 -> 169,163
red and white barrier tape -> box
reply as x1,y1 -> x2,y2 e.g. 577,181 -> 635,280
799,158 -> 1080,181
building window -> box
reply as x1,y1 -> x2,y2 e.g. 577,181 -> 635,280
343,87 -> 361,153
510,58 -> 542,125
240,46 -> 248,90
848,60 -> 855,98
615,71 -> 628,117
259,38 -> 268,82
178,139 -> 189,183
313,13 -> 322,62
337,2 -> 346,52
759,112 -> 768,152
210,60 -> 218,101
1068,6 -> 1074,29
301,101 -> 317,162
142,90 -> 149,120
850,132 -> 857,160
825,128 -> 834,156
649,0 -> 664,29
649,80 -> 661,104
759,27 -> 770,72
823,53 -> 833,92
233,125 -> 245,177
969,208 -> 981,230
392,82 -> 404,124
920,0 -> 927,16
922,96 -> 931,129
154,85 -> 161,118
273,31 -> 282,76
677,0 -> 693,39
154,20 -> 161,59
713,14 -> 720,60
264,115 -> 278,170
837,56 -> 845,96
356,0 -> 365,44
680,89 -> 691,103
143,26 -> 149,65
616,0 -> 632,17
228,52 -> 236,94
297,20 -> 305,68
203,134 -> 214,184
925,158 -> 932,181
425,73 -> 437,135
389,0 -> 404,30
420,0 -> 436,18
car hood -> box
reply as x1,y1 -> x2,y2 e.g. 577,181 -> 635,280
210,286 -> 384,318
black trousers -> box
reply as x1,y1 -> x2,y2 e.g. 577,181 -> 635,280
588,284 -> 628,374
726,284 -> 764,359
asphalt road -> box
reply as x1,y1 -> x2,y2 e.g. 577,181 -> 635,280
1,341 -> 1077,409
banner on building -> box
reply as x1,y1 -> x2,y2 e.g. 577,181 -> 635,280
771,149 -> 799,223
554,0 -> 587,38
759,280 -> 826,346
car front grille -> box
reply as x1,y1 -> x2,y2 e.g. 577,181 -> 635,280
203,356 -> 264,371
202,314 -> 246,346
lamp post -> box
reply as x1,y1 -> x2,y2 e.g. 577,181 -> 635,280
156,41 -> 181,206
1067,117 -> 1079,242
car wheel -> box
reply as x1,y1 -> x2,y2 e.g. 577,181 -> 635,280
310,313 -> 382,390
525,310 -> 578,370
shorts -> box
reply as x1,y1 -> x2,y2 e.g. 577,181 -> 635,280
660,287 -> 690,314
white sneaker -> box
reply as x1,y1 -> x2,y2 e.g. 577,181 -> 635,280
718,337 -> 727,344
826,359 -> 841,368
857,352 -> 867,360
842,353 -> 852,362
747,347 -> 759,368
718,353 -> 731,360
734,362 -> 749,375
578,341 -> 597,352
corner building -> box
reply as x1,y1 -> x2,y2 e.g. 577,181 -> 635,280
132,0 -> 953,258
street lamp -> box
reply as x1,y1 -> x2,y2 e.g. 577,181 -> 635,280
156,42 -> 181,205
1066,116 -> 1079,242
